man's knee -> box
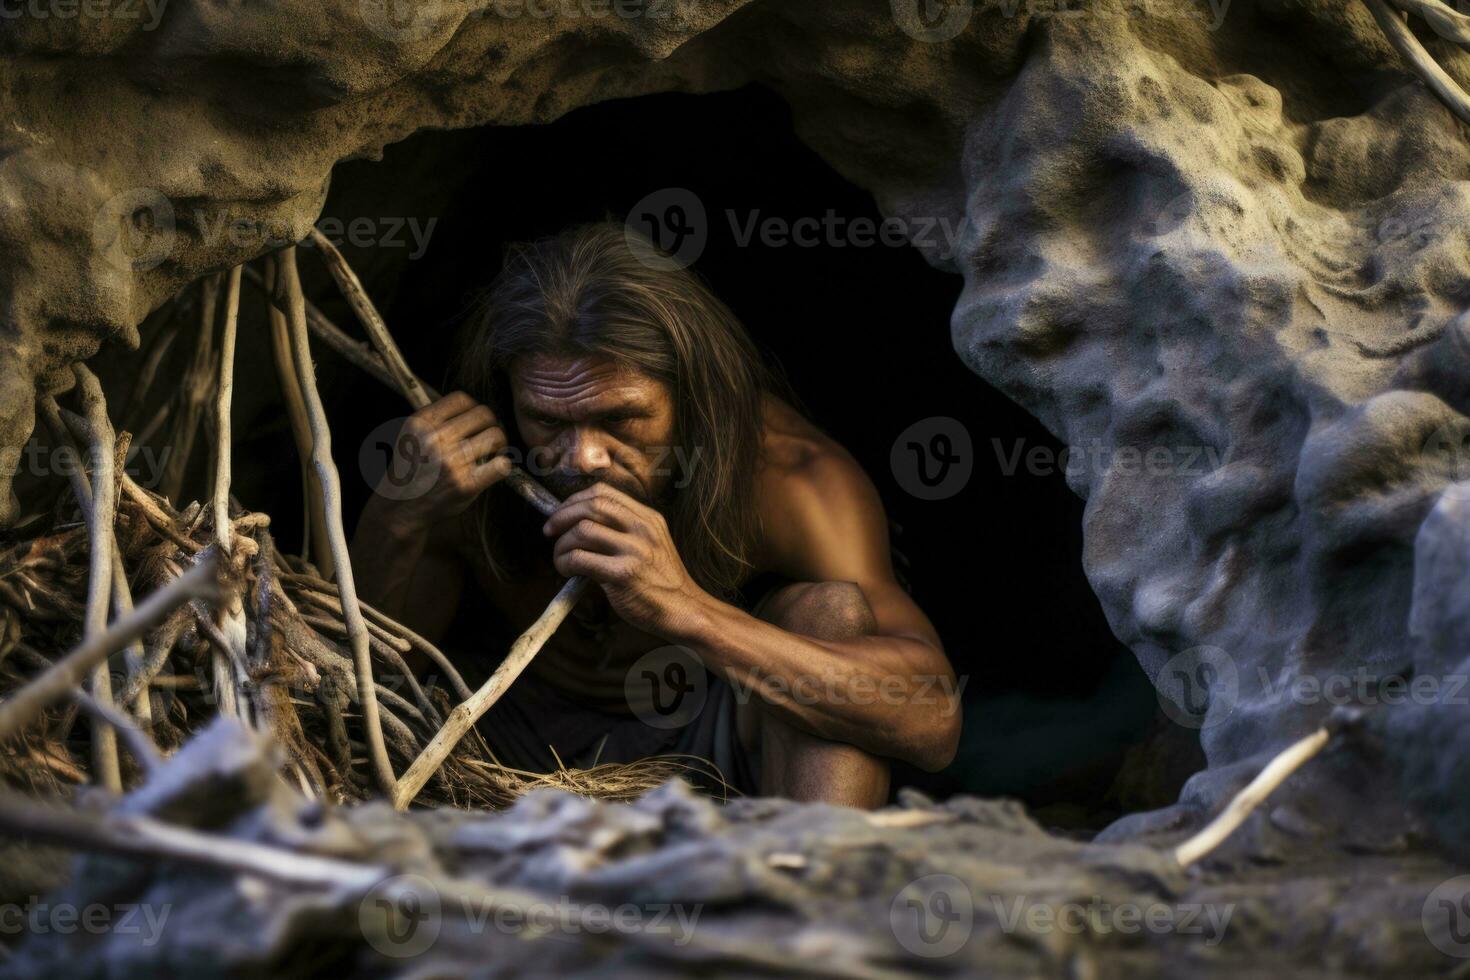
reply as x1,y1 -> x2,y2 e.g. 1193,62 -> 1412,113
761,580 -> 877,641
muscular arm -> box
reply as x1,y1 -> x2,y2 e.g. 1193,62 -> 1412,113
348,391 -> 513,647
545,448 -> 962,772
681,451 -> 961,771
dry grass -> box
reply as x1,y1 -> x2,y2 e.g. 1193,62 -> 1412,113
0,476 -> 706,809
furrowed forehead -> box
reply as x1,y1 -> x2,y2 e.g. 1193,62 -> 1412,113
510,353 -> 662,415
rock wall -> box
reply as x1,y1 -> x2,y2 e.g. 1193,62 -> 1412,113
5,0 -> 1470,847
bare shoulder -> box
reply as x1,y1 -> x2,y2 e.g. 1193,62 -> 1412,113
754,393 -> 891,581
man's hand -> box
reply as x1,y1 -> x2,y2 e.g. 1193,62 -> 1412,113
542,483 -> 712,638
370,391 -> 513,533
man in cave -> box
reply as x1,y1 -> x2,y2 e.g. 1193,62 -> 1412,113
350,221 -> 959,808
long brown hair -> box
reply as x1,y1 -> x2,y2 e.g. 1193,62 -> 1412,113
451,220 -> 797,603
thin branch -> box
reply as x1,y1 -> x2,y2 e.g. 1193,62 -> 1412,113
277,569 -> 472,702
159,275 -> 220,503
0,559 -> 219,743
213,266 -> 241,556
261,257 -> 332,575
210,267 -> 253,723
279,245 -> 397,798
72,690 -> 161,776
120,295 -> 185,434
62,368 -> 123,791
1367,0 -> 1470,125
298,233 -> 562,518
393,575 -> 589,810
243,263 -> 401,393
1389,0 -> 1470,46
1173,726 -> 1332,866
0,789 -> 386,890
306,229 -> 434,410
298,232 -> 589,807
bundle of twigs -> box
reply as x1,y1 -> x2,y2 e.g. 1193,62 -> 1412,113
0,467 -> 686,807
0,241 -> 696,810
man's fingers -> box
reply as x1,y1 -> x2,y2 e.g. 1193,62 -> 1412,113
554,548 -> 627,583
552,517 -> 629,557
543,495 -> 635,536
416,390 -> 477,425
460,426 -> 507,463
440,403 -> 499,441
470,454 -> 513,491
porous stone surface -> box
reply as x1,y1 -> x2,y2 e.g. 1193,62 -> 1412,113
6,0 -> 1470,851
2,722 -> 1462,976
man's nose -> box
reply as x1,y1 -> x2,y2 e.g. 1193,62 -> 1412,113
565,426 -> 613,474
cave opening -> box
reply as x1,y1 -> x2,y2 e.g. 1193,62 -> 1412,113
213,84 -> 1192,830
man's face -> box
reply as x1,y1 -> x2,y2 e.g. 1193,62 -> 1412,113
510,352 -> 677,506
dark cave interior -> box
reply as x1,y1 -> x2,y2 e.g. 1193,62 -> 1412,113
120,84 -> 1197,828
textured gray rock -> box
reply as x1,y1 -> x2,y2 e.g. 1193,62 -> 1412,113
6,0 -> 1470,850
2,722 -> 1462,976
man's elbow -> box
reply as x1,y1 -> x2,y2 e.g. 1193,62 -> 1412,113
898,708 -> 962,773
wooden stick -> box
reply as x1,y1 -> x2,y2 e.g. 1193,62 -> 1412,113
262,258 -> 333,575
243,263 -> 400,393
277,569 -> 473,701
213,266 -> 241,556
67,368 -> 123,791
1368,0 -> 1470,125
300,233 -> 591,805
307,229 -> 434,410
158,275 -> 219,503
210,267 -> 253,722
279,245 -> 397,798
72,690 -> 161,776
0,788 -> 385,890
120,296 -> 184,434
111,547 -> 151,723
53,407 -> 172,722
1389,0 -> 1470,47
393,575 -> 589,810
1173,726 -> 1331,866
298,234 -> 562,518
0,559 -> 219,743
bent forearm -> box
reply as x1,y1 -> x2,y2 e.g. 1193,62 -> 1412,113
674,599 -> 963,770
